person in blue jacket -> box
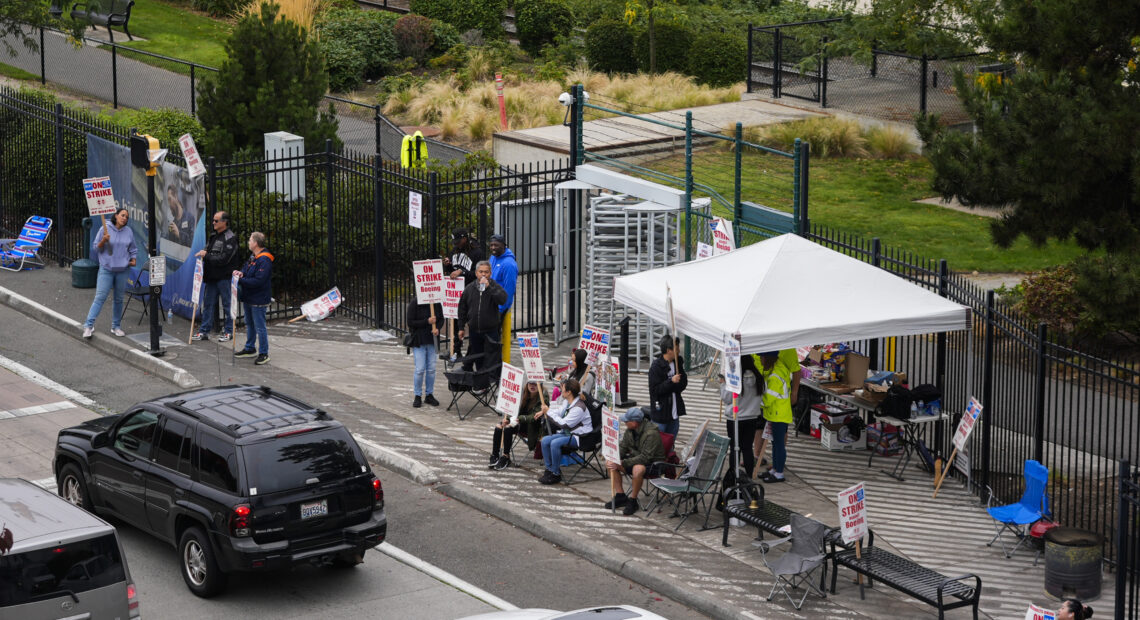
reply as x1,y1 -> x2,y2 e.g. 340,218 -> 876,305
233,231 -> 274,365
487,234 -> 518,364
82,208 -> 137,339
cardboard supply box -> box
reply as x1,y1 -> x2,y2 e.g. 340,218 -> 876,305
820,422 -> 866,451
810,403 -> 858,438
816,352 -> 870,395
867,424 -> 901,456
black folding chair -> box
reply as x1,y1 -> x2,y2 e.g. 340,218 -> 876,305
444,354 -> 501,421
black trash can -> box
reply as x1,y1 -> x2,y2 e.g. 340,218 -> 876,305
1044,527 -> 1103,601
72,217 -> 98,289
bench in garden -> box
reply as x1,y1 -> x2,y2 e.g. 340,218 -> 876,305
70,0 -> 135,41
830,529 -> 982,620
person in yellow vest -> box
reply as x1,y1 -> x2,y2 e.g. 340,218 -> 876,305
752,349 -> 800,477
758,350 -> 794,483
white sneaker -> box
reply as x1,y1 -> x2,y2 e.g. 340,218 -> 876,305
82,326 -> 94,339
110,328 -> 126,337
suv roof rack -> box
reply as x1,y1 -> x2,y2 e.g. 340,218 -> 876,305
167,385 -> 330,437
226,409 -> 330,432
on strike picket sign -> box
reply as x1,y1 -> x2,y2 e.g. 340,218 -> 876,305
83,176 -> 116,217
711,217 -> 735,255
722,333 -> 742,395
953,397 -> 984,451
601,406 -> 620,464
191,258 -> 204,304
837,482 -> 869,544
442,277 -> 463,319
1024,605 -> 1056,620
494,363 -> 525,419
517,332 -> 544,381
578,325 -> 610,366
413,259 -> 445,304
178,134 -> 207,178
300,287 -> 342,322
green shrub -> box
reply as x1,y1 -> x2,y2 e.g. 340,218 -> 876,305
1071,255 -> 1140,340
450,0 -> 507,38
127,108 -> 209,157
191,0 -> 252,18
516,0 -> 574,56
865,126 -> 917,159
321,38 -> 367,92
634,22 -> 691,74
429,20 -> 461,56
315,8 -> 400,79
409,0 -> 452,22
585,19 -> 636,74
1015,264 -> 1081,332
563,0 -> 622,27
686,30 -> 745,87
756,117 -> 868,158
428,43 -> 468,69
539,32 -> 585,67
394,14 -> 436,62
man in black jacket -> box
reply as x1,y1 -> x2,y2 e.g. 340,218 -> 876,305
456,261 -> 507,372
193,211 -> 242,341
648,334 -> 687,436
406,296 -> 443,408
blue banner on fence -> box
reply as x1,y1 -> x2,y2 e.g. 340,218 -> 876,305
86,134 -> 206,319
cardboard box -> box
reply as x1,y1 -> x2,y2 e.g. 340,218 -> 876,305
867,425 -> 901,456
810,403 -> 857,435
843,352 -> 870,387
821,423 -> 866,451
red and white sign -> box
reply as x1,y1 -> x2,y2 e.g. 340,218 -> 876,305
578,325 -> 611,366
602,405 -> 620,464
1024,605 -> 1056,620
711,217 -> 735,255
494,363 -> 525,420
413,259 -> 445,304
696,242 -> 713,260
408,191 -> 422,228
953,397 -> 983,451
82,176 -> 116,216
300,287 -> 342,322
442,276 -> 463,319
178,133 -> 206,178
516,331 -> 544,381
230,272 -> 240,321
837,482 -> 868,544
191,258 -> 204,303
723,333 -> 742,395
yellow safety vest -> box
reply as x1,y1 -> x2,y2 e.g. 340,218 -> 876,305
400,131 -> 429,169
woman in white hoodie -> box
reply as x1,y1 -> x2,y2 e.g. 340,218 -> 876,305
537,378 -> 593,484
720,354 -> 764,476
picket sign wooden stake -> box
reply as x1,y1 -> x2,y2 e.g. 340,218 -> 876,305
931,446 -> 959,498
288,314 -> 306,324
187,303 -> 198,344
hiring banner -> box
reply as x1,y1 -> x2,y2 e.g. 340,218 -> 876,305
494,363 -> 525,420
178,134 -> 207,179
953,397 -> 983,451
299,287 -> 342,322
83,176 -> 116,217
578,325 -> 610,366
837,482 -> 868,544
602,406 -> 620,464
711,217 -> 735,255
442,276 -> 463,319
1024,605 -> 1056,620
517,332 -> 544,381
412,259 -> 445,304
191,258 -> 204,303
722,333 -> 742,395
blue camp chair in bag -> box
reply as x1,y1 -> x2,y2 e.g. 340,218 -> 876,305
986,459 -> 1050,558
0,216 -> 52,272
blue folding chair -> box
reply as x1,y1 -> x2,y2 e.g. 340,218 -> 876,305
0,216 -> 52,271
986,459 -> 1050,558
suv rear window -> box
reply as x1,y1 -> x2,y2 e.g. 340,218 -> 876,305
242,427 -> 367,495
0,533 -> 126,606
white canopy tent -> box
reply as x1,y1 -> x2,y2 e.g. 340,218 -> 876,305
612,233 -> 972,354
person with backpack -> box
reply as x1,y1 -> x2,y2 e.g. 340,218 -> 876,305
536,378 -> 592,485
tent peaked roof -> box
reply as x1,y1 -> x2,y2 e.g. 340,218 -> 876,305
613,234 -> 971,354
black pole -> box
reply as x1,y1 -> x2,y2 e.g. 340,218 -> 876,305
1116,459 -> 1130,620
869,238 -> 881,368
147,173 -> 161,354
326,139 -> 336,287
373,157 -> 384,329
374,106 -> 383,158
798,142 -> 810,234
40,28 -> 46,85
617,316 -> 636,408
112,44 -> 118,109
981,289 -> 996,494
54,103 -> 65,266
746,25 -> 753,94
1033,322 -> 1048,463
935,259 -> 948,450
429,171 -> 439,258
920,54 -> 929,114
567,84 -> 582,334
773,29 -> 781,98
190,65 -> 196,116
821,36 -> 829,107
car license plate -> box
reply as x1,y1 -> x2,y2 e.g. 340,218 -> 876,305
300,498 -> 328,520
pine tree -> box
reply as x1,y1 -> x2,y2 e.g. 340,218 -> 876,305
196,2 -> 338,159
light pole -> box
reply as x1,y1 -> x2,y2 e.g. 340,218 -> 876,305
129,129 -> 167,356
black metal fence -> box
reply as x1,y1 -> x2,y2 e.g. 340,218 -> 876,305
1119,460 -> 1140,619
2,26 -> 469,163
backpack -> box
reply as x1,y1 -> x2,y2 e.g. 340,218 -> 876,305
910,383 -> 942,406
876,384 -> 912,420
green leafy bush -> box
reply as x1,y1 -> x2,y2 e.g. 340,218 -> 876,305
634,22 -> 691,74
321,38 -> 367,92
516,0 -> 574,56
585,19 -> 636,74
686,30 -> 745,87
394,14 -> 436,62
191,0 -> 252,18
127,108 -> 209,157
539,32 -> 586,67
410,0 -> 506,38
1015,264 -> 1082,332
409,0 -> 452,22
563,0 -> 622,27
315,8 -> 400,79
1071,255 -> 1140,341
429,20 -> 461,56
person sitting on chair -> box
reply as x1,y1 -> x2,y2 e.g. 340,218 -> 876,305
488,379 -> 548,470
537,378 -> 592,485
604,407 -> 664,516
553,348 -> 595,399
456,261 -> 507,372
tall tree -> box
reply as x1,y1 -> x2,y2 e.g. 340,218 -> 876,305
2,1 -> 86,56
196,2 -> 337,158
623,0 -> 684,74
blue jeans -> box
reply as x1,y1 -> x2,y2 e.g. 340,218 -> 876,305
84,267 -> 129,330
198,280 -> 232,335
656,417 -> 680,438
541,433 -> 577,476
769,421 -> 789,474
243,303 -> 268,354
412,343 -> 436,396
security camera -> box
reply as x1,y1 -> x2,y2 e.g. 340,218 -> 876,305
582,91 -> 590,103
558,92 -> 573,107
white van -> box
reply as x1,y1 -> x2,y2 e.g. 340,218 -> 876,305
0,478 -> 140,619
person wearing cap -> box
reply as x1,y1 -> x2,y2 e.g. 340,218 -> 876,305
648,334 -> 687,437
488,379 -> 549,470
604,407 -> 664,516
487,234 -> 518,364
443,227 -> 483,287
757,350 -> 794,483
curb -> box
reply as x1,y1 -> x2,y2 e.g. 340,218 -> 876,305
0,285 -> 201,389
355,436 -> 745,620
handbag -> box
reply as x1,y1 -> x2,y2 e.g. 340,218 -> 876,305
402,333 -> 416,348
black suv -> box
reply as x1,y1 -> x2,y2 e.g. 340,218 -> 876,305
54,384 -> 387,598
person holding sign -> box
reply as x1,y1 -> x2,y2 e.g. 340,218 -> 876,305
488,379 -> 548,470
193,210 -> 241,342
553,349 -> 595,399
456,261 -> 507,372
719,354 -> 764,477
1057,598 -> 1093,620
82,208 -> 137,339
406,294 -> 443,408
604,407 -> 664,516
232,232 -> 274,365
537,378 -> 592,485
648,335 -> 687,437
757,351 -> 794,483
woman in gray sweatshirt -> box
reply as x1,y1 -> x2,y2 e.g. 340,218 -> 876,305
82,208 -> 138,338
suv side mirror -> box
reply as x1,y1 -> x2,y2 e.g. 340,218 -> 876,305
92,431 -> 109,449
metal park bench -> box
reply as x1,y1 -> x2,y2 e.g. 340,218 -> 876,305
829,529 -> 982,620
719,481 -> 796,547
71,0 -> 135,41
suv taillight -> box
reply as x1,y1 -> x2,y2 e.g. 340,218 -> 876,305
230,504 -> 251,537
127,581 -> 139,615
372,477 -> 383,507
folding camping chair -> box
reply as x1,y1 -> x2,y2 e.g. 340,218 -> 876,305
757,513 -> 830,610
561,398 -> 606,484
123,265 -> 166,325
0,216 -> 52,272
645,431 -> 730,531
443,353 -> 501,421
986,459 -> 1051,559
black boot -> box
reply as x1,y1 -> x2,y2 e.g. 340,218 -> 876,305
604,493 -> 629,509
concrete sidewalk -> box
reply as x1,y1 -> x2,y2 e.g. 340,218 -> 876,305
1,265 -> 1110,620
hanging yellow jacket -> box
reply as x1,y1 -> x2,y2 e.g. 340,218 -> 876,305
761,358 -> 793,424
400,131 -> 429,169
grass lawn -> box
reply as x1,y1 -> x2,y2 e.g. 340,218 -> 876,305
0,63 -> 41,81
82,0 -> 232,72
652,150 -> 1088,273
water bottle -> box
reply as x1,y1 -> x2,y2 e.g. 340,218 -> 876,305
910,402 -> 918,418
166,308 -> 173,323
